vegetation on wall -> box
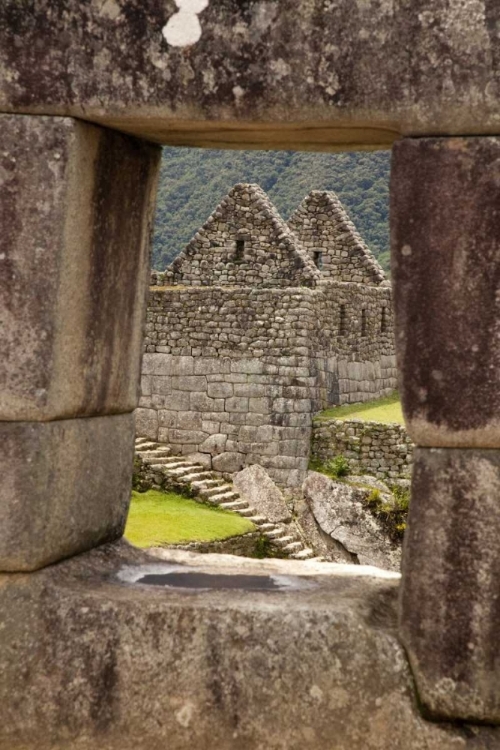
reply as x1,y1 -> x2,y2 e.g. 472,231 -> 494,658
152,147 -> 391,272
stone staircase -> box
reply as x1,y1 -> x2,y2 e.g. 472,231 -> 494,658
135,437 -> 321,561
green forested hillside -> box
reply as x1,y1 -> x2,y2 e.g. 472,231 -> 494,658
152,148 -> 391,272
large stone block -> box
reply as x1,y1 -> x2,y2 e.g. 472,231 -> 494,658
134,407 -> 158,440
2,543 -> 498,750
400,447 -> 500,723
392,137 -> 500,448
234,465 -> 291,523
0,415 -> 134,572
0,3 -> 500,151
0,115 -> 160,421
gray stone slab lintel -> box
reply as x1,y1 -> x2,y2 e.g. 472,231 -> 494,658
1,2 -> 500,147
0,415 -> 135,572
399,447 -> 500,723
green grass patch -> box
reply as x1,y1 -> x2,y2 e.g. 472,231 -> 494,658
125,489 -> 255,548
315,391 -> 404,425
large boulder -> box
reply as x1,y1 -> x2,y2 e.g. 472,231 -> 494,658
233,465 -> 291,523
302,471 -> 401,571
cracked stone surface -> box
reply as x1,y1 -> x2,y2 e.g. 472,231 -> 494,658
1,541 -> 499,749
303,470 -> 401,571
1,2 -> 500,147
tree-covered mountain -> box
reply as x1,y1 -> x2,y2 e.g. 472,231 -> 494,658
152,147 -> 391,272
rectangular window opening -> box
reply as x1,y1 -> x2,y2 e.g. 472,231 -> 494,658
361,309 -> 367,336
313,250 -> 323,270
339,304 -> 347,336
235,239 -> 245,259
381,306 -> 387,333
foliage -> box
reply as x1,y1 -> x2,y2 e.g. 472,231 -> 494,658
315,391 -> 404,424
152,147 -> 391,272
252,535 -> 289,560
309,454 -> 350,479
125,489 -> 255,548
364,487 -> 410,542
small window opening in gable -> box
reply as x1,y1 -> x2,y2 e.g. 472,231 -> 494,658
209,239 -> 218,248
381,306 -> 388,333
361,309 -> 367,336
235,239 -> 245,259
313,250 -> 323,270
339,304 -> 347,336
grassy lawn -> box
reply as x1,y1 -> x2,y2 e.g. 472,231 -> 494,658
315,391 -> 404,425
125,489 -> 255,548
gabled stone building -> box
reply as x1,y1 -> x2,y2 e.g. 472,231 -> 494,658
164,183 -> 320,288
288,190 -> 387,285
139,184 -> 396,486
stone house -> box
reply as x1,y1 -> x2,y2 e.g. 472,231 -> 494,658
137,184 -> 396,486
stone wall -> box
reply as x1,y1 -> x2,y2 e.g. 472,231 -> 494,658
163,184 -> 319,289
288,191 -> 387,285
136,284 -> 397,486
311,418 -> 413,479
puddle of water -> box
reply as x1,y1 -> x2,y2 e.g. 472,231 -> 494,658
138,572 -> 282,591
117,564 -> 317,592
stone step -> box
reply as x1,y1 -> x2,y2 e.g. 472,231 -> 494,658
135,438 -> 155,448
291,548 -> 316,560
136,442 -> 160,452
210,491 -> 241,504
198,483 -> 233,497
282,542 -> 303,554
158,460 -> 191,469
138,449 -> 171,458
272,535 -> 296,548
246,515 -> 268,525
181,471 -> 214,483
162,466 -> 195,476
191,479 -> 224,490
259,523 -> 277,532
141,456 -> 174,466
263,528 -> 287,540
217,498 -> 249,510
237,507 -> 258,518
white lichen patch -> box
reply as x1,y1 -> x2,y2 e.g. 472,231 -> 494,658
162,0 -> 210,47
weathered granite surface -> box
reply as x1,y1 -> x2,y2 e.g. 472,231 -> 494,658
303,471 -> 401,571
233,465 -> 291,524
0,114 -> 160,421
0,415 -> 135,572
1,541 -> 499,750
1,2 -> 500,148
400,447 -> 500,724
392,137 -> 500,448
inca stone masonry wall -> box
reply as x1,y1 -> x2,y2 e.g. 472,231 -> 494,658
137,283 -> 396,486
288,191 -> 387,285
311,418 -> 413,480
164,184 -> 319,289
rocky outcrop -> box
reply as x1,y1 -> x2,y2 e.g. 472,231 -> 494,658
233,465 -> 291,524
302,471 -> 401,571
